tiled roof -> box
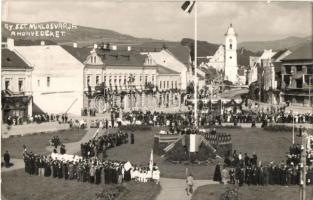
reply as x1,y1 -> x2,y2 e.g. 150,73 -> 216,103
157,66 -> 180,75
282,42 -> 313,61
167,45 -> 190,64
61,45 -> 91,63
96,48 -> 146,66
1,49 -> 32,69
272,49 -> 288,61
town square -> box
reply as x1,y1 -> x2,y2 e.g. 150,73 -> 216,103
1,1 -> 313,200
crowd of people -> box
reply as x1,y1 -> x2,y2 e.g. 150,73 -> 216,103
22,151 -> 160,185
81,130 -> 134,159
218,111 -> 313,124
6,113 -> 69,126
214,147 -> 313,186
81,108 -> 97,117
120,110 -> 312,132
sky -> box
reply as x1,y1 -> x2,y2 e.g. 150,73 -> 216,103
2,0 -> 312,43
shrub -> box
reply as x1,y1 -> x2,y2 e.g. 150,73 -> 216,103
220,186 -> 239,200
95,185 -> 125,200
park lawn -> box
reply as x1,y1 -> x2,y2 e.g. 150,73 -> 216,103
106,127 -> 301,179
1,128 -> 87,159
224,127 -> 302,163
117,181 -> 161,200
1,169 -> 160,200
192,184 -> 313,200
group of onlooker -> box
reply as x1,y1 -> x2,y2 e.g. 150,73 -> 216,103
6,113 -> 69,126
214,147 -> 313,186
81,130 -> 134,159
22,151 -> 160,185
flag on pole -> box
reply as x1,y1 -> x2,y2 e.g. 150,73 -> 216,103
149,149 -> 154,178
92,128 -> 100,139
181,1 -> 195,13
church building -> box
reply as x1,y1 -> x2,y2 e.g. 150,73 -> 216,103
198,24 -> 239,84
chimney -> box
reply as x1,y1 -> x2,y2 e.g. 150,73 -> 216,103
7,38 -> 14,51
73,42 -> 78,48
40,41 -> 45,46
93,43 -> 98,49
112,45 -> 117,51
127,46 -> 131,51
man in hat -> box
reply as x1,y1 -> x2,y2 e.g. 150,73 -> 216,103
3,150 -> 10,168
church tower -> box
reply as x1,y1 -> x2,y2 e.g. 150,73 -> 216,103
224,23 -> 238,83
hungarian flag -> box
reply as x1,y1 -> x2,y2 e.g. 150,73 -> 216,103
181,1 -> 195,13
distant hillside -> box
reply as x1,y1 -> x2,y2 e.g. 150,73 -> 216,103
181,38 -> 221,60
238,36 -> 312,52
1,21 -> 161,46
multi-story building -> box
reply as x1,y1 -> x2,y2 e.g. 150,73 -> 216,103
280,43 -> 313,107
10,39 -> 85,116
64,43 -> 185,113
1,40 -> 33,122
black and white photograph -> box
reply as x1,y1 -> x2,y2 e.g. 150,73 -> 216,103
1,0 -> 313,200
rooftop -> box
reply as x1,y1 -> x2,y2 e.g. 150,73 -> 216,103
96,48 -> 146,66
282,42 -> 313,61
157,66 -> 180,75
1,48 -> 32,69
61,45 -> 91,63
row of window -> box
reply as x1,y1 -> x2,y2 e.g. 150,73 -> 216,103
87,74 -> 156,86
36,77 -> 50,87
159,80 -> 178,89
4,78 -> 25,92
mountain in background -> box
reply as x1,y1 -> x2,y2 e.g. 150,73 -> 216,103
1,21 -> 163,47
238,36 -> 312,52
2,21 -> 310,61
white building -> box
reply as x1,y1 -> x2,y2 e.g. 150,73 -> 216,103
1,43 -> 33,122
224,24 -> 238,83
197,24 -> 239,84
146,49 -> 189,90
12,40 -> 84,116
248,49 -> 277,85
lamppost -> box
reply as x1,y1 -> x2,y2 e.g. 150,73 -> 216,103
309,76 -> 312,108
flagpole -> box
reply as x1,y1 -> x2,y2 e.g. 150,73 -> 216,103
194,0 -> 198,128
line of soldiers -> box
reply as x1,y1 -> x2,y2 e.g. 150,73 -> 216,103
81,130 -> 134,158
23,151 -> 159,185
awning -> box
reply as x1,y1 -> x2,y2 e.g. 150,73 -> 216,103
32,102 -> 46,115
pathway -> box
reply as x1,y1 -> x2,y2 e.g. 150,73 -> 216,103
157,177 -> 218,200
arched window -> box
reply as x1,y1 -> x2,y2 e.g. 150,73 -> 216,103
230,44 -> 232,49
96,75 -> 99,85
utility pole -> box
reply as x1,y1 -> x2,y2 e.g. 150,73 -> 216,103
193,0 -> 198,128
292,114 -> 295,145
300,130 -> 307,200
309,76 -> 312,110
